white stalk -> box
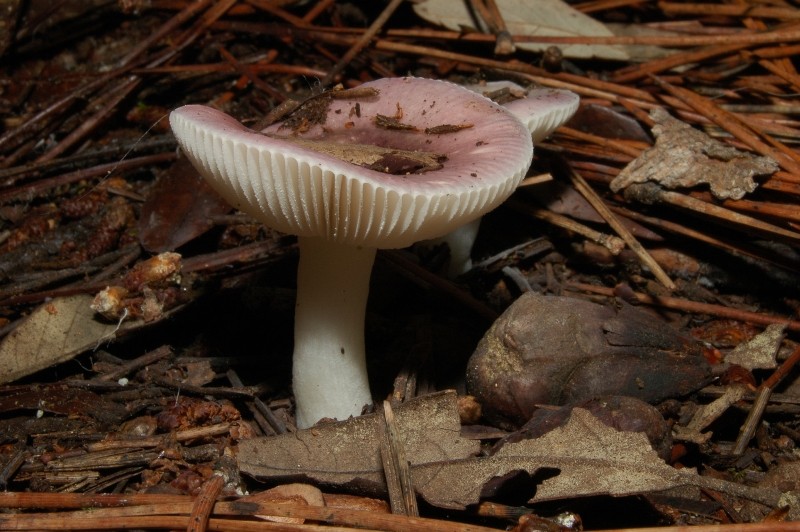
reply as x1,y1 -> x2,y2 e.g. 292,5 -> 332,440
292,236 -> 377,428
432,217 -> 482,278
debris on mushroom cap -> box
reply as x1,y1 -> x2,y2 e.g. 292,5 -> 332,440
169,77 -> 534,249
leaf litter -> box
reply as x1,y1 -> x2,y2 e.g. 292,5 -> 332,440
241,392 -> 796,514
2,1 -> 800,530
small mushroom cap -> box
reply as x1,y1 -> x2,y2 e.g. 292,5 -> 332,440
467,81 -> 580,142
170,77 -> 533,248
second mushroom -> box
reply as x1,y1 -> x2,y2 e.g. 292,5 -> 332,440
170,77 -> 571,428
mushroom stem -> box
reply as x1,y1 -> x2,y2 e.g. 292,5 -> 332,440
293,236 -> 376,428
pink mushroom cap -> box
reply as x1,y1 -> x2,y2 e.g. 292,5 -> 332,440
169,77 -> 534,248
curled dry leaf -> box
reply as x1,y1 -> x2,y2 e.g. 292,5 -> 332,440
610,108 -> 778,200
466,292 -> 713,426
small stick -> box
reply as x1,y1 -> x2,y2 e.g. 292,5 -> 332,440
93,345 -> 173,382
612,43 -> 747,84
659,2 -> 800,20
226,369 -> 287,436
116,0 -> 215,67
566,281 -> 800,332
624,183 -> 800,244
0,152 -> 177,203
608,205 -> 799,274
0,493 -> 503,532
733,345 -> 800,455
380,401 -> 418,516
188,475 -> 225,532
0,446 -> 27,489
508,199 -> 625,255
302,0 -> 338,23
566,166 -> 676,290
468,0 -> 515,54
320,0 -> 405,86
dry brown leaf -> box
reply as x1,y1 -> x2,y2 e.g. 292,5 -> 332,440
0,295 -> 139,384
138,157 -> 232,253
237,390 -> 479,491
412,408 -> 688,508
413,0 -> 629,60
725,323 -> 784,370
610,108 -> 778,200
240,396 -> 789,512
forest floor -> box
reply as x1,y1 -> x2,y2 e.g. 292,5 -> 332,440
1,1 -> 800,530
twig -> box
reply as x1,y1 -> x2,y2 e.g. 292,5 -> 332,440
566,166 -> 677,290
565,282 -> 800,332
733,345 -> 800,455
468,0 -> 515,54
320,0 -> 405,86
508,198 -> 625,255
380,401 -> 419,516
0,493 -> 503,532
623,183 -> 800,244
92,345 -> 173,382
188,474 -> 225,532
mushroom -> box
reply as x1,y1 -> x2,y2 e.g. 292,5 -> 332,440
430,81 -> 580,277
170,77 -> 534,428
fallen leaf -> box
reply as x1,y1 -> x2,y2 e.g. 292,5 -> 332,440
725,323 -> 784,370
494,395 -> 672,461
237,391 -> 479,491
610,108 -> 778,200
0,295 -> 139,384
412,408 -> 690,508
138,157 -> 232,253
413,0 -> 629,60
240,395 -> 787,512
